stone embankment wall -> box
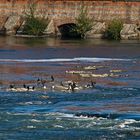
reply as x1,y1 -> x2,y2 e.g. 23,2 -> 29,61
0,0 -> 140,39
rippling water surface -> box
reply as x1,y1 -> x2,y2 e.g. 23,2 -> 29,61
0,37 -> 140,140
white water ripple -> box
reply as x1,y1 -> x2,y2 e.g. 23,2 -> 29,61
0,57 -> 131,63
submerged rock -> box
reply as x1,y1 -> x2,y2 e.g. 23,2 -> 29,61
91,73 -> 109,78
110,69 -> 126,73
84,66 -> 97,70
66,70 -> 92,74
84,66 -> 105,70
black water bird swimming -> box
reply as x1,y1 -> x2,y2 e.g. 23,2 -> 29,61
72,82 -> 76,88
37,78 -> 41,82
68,82 -> 77,92
27,86 -> 30,90
86,81 -> 96,88
37,78 -> 46,87
37,78 -> 42,86
91,81 -> 96,88
51,75 -> 54,82
27,85 -> 35,91
23,84 -> 26,88
9,84 -> 15,89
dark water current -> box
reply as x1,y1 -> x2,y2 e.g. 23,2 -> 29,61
0,37 -> 140,140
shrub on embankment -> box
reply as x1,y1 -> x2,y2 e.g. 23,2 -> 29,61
105,19 -> 123,40
23,2 -> 49,36
71,6 -> 93,39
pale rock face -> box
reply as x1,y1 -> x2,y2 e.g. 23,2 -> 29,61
86,22 -> 106,39
137,25 -> 140,39
0,16 -> 8,35
92,22 -> 106,34
0,16 -> 8,29
121,24 -> 139,40
16,20 -> 26,34
4,15 -> 23,35
44,19 -> 55,36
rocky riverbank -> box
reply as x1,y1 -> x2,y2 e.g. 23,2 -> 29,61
86,21 -> 140,40
0,15 -> 140,40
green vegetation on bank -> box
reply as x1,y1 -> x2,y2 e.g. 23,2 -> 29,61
23,2 -> 49,36
105,19 -> 123,40
21,3 -> 124,40
71,5 -> 93,38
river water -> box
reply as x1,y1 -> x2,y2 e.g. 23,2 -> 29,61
0,37 -> 140,140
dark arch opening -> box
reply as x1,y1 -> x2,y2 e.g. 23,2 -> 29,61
58,23 -> 80,39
